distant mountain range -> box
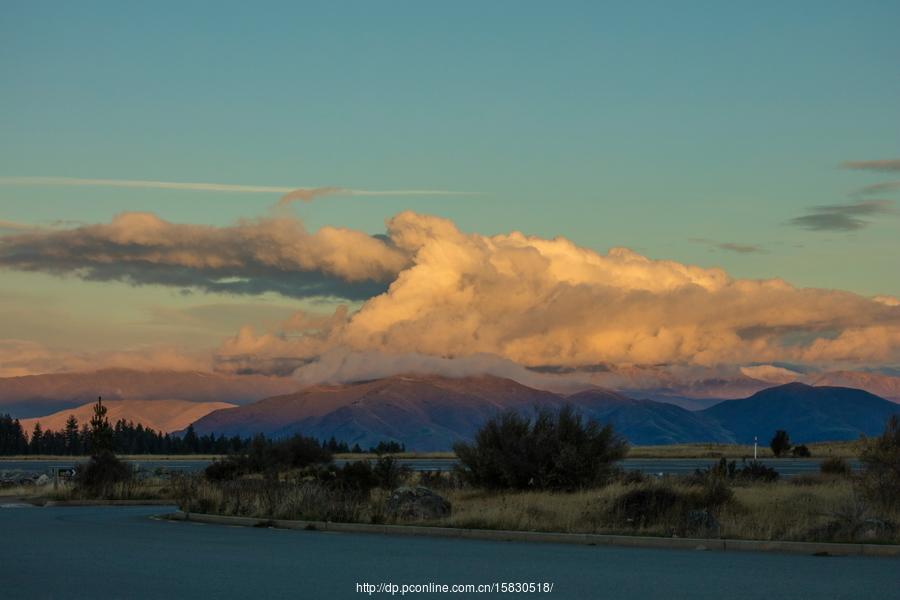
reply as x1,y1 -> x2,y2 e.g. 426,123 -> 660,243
19,399 -> 238,436
699,382 -> 900,444
191,375 -> 900,450
191,375 -> 564,450
5,369 -> 900,450
0,369 -> 297,418
616,369 -> 900,407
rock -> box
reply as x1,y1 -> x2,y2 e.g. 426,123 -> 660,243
386,486 -> 451,520
35,474 -> 51,486
860,518 -> 895,540
685,510 -> 720,536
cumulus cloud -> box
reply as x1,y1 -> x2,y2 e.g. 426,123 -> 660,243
739,364 -> 802,384
5,210 -> 900,378
788,200 -> 894,231
841,160 -> 900,173
207,211 -> 900,376
0,212 -> 410,300
288,348 -> 595,392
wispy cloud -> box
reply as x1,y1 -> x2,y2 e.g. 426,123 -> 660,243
0,176 -> 476,204
788,200 -> 895,231
0,219 -> 37,233
840,159 -> 900,173
689,238 -> 765,254
852,181 -> 900,197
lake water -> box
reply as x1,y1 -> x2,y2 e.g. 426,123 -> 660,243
0,505 -> 895,599
0,457 -> 861,478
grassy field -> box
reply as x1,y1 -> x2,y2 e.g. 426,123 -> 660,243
176,471 -> 898,544
1,477 -> 176,502
437,479 -> 876,542
626,440 -> 863,459
331,441 -> 863,461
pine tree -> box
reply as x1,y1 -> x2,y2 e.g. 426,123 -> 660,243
89,396 -> 113,453
30,422 -> 43,454
183,424 -> 199,453
64,415 -> 80,455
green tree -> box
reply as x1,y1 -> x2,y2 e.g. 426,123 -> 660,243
182,424 -> 200,453
29,423 -> 43,454
770,430 -> 792,457
0,415 -> 28,455
89,397 -> 113,453
64,415 -> 80,455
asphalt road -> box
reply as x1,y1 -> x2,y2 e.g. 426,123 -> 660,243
0,505 -> 895,599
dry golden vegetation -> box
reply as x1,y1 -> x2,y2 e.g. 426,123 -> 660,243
174,469 -> 899,545
1,476 -> 177,503
626,441 -> 862,459
435,477 -> 894,543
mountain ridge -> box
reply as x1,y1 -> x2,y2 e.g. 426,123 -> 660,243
192,376 -> 900,450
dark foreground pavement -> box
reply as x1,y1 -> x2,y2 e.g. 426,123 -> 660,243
0,505 -> 896,599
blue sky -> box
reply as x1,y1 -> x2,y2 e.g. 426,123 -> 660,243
1,2 -> 899,368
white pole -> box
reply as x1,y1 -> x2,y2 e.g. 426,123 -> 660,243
754,436 -> 758,460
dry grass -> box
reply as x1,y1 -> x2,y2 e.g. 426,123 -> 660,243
627,440 -> 862,459
177,467 -> 899,544
1,477 -> 177,502
430,478 -> 897,543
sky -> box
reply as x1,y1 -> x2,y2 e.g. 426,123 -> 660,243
1,2 -> 899,380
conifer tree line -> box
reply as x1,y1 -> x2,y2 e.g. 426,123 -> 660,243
0,413 -> 405,456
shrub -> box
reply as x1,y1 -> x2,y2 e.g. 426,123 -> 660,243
859,415 -> 900,511
693,458 -> 778,483
278,434 -> 333,469
417,470 -> 464,490
203,434 -> 332,481
607,480 -> 732,532
205,458 -> 243,482
454,406 -> 628,491
75,450 -> 132,496
820,456 -> 851,476
737,460 -> 779,482
770,430 -> 792,457
791,444 -> 811,458
333,461 -> 379,497
373,455 -> 411,489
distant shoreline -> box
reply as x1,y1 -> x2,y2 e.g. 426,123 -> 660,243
0,441 -> 862,462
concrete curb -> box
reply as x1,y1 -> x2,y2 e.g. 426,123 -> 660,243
158,511 -> 900,558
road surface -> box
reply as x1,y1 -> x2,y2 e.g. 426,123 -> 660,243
0,505 -> 895,599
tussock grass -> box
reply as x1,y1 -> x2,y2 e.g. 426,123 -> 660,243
178,469 -> 900,544
627,440 -> 861,459
0,478 -> 175,502
434,479 -> 897,543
